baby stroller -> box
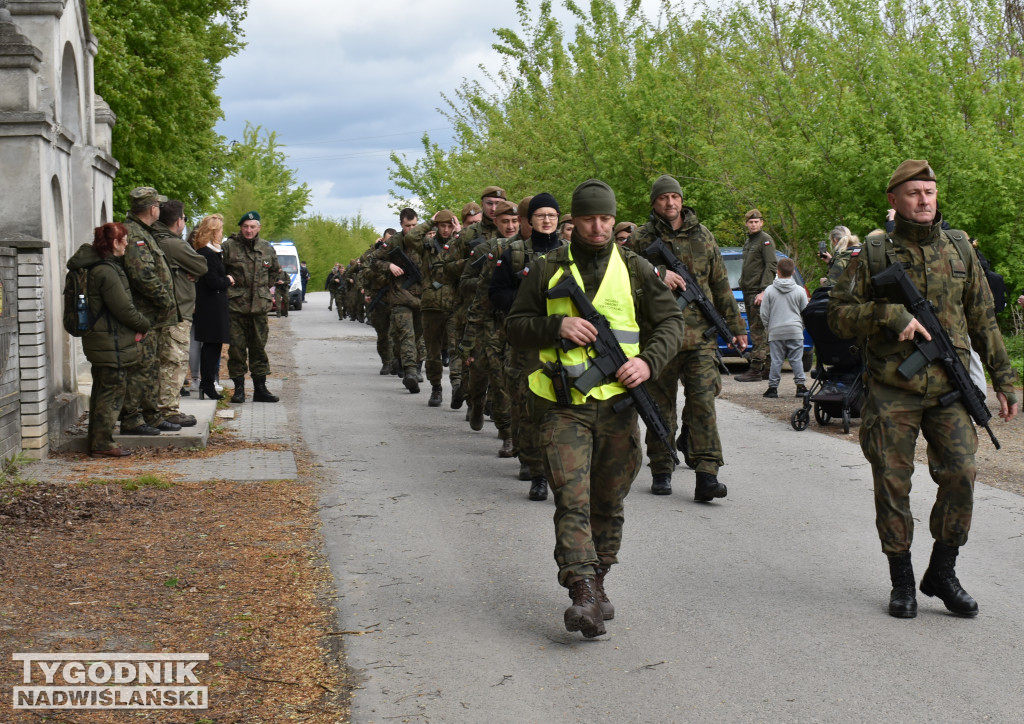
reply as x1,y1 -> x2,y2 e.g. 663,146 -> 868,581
791,287 -> 864,434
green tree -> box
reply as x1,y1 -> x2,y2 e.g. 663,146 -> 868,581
285,214 -> 379,288
215,123 -> 312,240
88,0 -> 248,217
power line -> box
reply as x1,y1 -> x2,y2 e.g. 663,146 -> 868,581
282,127 -> 452,146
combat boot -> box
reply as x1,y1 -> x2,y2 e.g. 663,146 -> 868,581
428,385 -> 442,407
734,366 -> 762,382
403,369 -> 420,394
762,386 -> 778,398
593,566 -> 615,620
230,376 -> 245,404
694,471 -> 727,502
450,383 -> 465,410
528,476 -> 548,501
379,362 -> 390,376
563,578 -> 606,638
651,473 -> 672,495
919,542 -> 978,617
469,403 -> 484,431
887,551 -> 917,619
499,438 -> 515,458
252,375 -> 279,403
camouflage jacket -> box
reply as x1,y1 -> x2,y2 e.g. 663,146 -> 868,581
628,210 -> 744,351
417,225 -> 459,313
738,230 -> 778,293
123,211 -> 177,329
152,220 -> 208,321
827,215 -> 1016,399
461,236 -> 515,351
222,232 -> 282,316
370,231 -> 424,309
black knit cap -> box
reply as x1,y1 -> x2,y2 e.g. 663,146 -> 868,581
528,192 -> 560,219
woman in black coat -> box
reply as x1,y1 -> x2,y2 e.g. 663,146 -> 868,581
190,214 -> 232,399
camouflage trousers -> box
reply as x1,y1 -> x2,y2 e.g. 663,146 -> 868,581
422,309 -> 461,388
468,320 -> 511,439
334,289 -> 346,319
275,286 -> 289,316
327,285 -> 339,309
227,313 -> 271,378
537,395 -> 642,586
646,348 -> 724,476
121,328 -> 164,429
391,304 -> 424,372
368,303 -> 392,364
859,381 -> 978,555
347,289 -> 364,322
743,292 -> 770,370
508,359 -> 543,477
157,320 -> 191,417
89,364 -> 130,452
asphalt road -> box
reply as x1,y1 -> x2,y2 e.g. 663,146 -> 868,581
295,292 -> 1024,724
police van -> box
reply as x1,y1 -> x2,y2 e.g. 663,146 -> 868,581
270,241 -> 303,311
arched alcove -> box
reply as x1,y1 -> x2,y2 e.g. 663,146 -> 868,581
99,201 -> 108,225
59,42 -> 82,141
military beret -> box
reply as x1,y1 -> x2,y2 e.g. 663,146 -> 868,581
129,186 -> 167,210
461,202 -> 481,221
528,193 -> 560,219
614,221 -> 636,235
558,213 -> 572,226
434,209 -> 456,224
744,209 -> 763,221
239,211 -> 261,225
572,179 -> 616,218
517,196 -> 534,218
492,199 -> 518,217
887,159 -> 936,192
481,186 -> 506,200
650,174 -> 683,205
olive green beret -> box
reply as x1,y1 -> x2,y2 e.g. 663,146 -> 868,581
481,186 -> 506,200
887,159 -> 936,192
571,179 -> 616,217
129,186 -> 167,210
434,209 -> 456,224
239,210 -> 261,225
558,213 -> 572,226
614,221 -> 636,235
744,209 -> 763,221
517,196 -> 534,218
650,174 -> 683,205
493,199 -> 518,217
461,202 -> 481,221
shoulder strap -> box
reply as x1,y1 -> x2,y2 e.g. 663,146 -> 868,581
942,229 -> 975,275
864,231 -> 896,277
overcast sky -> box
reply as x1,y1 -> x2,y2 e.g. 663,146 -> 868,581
215,0 -> 670,234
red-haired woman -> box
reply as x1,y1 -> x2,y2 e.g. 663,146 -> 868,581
67,222 -> 151,457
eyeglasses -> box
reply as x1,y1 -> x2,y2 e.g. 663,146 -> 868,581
532,214 -> 559,221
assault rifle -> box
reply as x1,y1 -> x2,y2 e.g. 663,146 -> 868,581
367,245 -> 423,313
644,237 -> 737,350
546,274 -> 679,466
872,262 -> 1000,449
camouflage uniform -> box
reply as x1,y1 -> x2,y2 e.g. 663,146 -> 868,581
828,216 -> 1017,554
358,248 -> 393,366
152,220 -> 208,420
416,222 -> 462,389
121,212 -> 177,430
222,231 -> 281,378
738,229 -> 777,371
506,236 -> 685,586
628,210 -> 745,476
325,268 -> 342,310
370,230 -> 425,374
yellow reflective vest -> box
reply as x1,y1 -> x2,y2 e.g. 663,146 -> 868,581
528,244 -> 640,404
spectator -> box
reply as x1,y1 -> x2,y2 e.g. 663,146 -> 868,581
68,222 -> 151,456
760,257 -> 808,398
820,231 -> 861,287
190,214 -> 232,400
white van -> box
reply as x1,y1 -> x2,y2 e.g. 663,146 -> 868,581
270,241 -> 303,311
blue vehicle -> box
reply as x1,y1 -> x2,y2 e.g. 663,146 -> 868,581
716,247 -> 814,370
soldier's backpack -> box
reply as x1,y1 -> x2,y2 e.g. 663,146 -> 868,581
863,227 -> 975,280
62,262 -> 108,337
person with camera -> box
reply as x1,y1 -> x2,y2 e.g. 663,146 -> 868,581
819,226 -> 860,287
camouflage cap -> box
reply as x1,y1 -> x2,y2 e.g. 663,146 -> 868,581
492,199 -> 518,217
129,186 -> 167,210
239,210 -> 261,225
481,186 -> 506,200
744,209 -> 763,221
887,159 -> 936,192
434,209 -> 456,224
461,202 -> 481,221
517,196 -> 534,218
